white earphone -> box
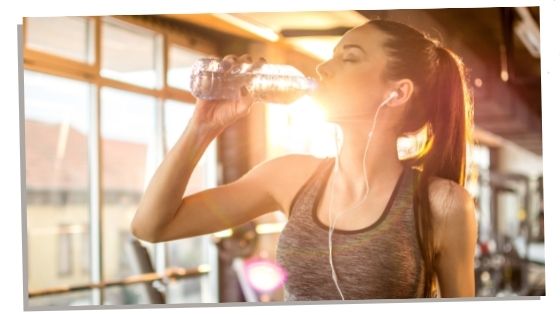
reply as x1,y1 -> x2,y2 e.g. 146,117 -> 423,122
327,90 -> 399,300
385,91 -> 400,106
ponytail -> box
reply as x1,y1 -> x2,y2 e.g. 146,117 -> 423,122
368,19 -> 474,298
412,45 -> 474,297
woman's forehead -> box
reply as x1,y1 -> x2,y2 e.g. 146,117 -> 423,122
335,24 -> 388,55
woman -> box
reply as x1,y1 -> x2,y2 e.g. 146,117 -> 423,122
131,19 -> 478,300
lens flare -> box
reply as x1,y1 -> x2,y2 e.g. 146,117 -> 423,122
244,258 -> 287,293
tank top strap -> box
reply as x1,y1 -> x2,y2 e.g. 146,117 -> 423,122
288,157 -> 335,218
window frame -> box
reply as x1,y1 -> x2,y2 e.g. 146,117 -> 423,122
23,15 -> 219,306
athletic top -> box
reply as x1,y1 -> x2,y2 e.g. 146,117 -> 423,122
275,157 -> 426,300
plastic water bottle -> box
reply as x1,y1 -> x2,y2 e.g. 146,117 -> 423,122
189,57 -> 318,104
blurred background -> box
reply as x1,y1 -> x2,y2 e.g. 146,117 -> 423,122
22,7 -> 544,306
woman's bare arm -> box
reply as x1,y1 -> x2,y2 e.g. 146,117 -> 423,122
131,53 -> 261,243
130,102 -> 321,243
431,178 -> 478,297
130,116 -> 220,243
130,54 -> 322,244
132,128 -> 318,243
149,156 -> 291,242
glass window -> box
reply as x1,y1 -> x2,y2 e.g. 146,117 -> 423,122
100,87 -> 158,304
28,290 -> 93,307
101,18 -> 161,89
167,44 -> 207,92
81,227 -> 90,275
24,16 -> 220,306
24,70 -> 92,304
164,100 -> 218,196
57,225 -> 74,277
26,16 -> 94,63
166,278 -> 203,304
103,284 -> 154,305
164,100 -> 218,303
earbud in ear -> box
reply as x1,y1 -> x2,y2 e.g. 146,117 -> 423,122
379,90 -> 400,108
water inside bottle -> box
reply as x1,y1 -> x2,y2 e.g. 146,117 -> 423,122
189,58 -> 317,104
249,73 -> 316,104
190,71 -> 251,100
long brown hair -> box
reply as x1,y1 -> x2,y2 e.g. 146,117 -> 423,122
368,19 -> 474,297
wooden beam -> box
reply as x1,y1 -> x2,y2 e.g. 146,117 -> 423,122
163,14 -> 266,42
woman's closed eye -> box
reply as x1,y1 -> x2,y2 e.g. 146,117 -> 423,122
341,54 -> 360,63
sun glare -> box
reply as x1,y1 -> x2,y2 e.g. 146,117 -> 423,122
266,96 -> 337,158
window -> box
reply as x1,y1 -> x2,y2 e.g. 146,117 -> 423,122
100,87 -> 158,278
26,16 -> 94,63
101,18 -> 162,88
57,225 -> 74,277
100,87 -> 159,305
81,226 -> 90,275
168,44 -> 207,92
24,70 -> 92,296
28,290 -> 93,307
24,16 -> 219,307
164,99 -> 218,303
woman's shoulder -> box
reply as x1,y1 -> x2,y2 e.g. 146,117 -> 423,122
427,176 -> 473,209
254,154 -> 327,174
266,154 -> 330,190
269,153 -> 326,165
248,154 -> 329,215
427,176 -> 477,254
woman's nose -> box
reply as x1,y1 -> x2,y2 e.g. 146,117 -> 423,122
316,60 -> 333,80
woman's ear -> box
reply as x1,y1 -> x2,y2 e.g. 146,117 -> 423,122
387,79 -> 414,108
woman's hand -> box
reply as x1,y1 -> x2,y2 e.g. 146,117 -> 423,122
132,54 -> 274,244
192,54 -> 266,134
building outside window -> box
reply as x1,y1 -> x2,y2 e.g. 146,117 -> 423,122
24,16 -> 218,307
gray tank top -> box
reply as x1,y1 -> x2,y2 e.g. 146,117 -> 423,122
275,157 -> 426,300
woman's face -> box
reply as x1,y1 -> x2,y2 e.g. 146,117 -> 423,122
314,24 -> 393,121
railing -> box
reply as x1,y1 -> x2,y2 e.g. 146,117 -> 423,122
28,265 -> 210,298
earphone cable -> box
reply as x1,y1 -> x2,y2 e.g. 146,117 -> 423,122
327,92 -> 397,300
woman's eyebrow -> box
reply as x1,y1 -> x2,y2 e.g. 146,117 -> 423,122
333,44 -> 367,55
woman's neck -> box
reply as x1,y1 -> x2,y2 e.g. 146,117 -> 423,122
333,120 -> 403,199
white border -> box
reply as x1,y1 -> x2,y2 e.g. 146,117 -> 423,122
2,1 -> 559,314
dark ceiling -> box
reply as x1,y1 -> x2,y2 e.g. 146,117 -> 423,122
358,7 -> 542,155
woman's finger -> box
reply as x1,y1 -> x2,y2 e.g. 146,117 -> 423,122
238,86 -> 254,115
221,54 -> 239,72
238,54 -> 253,64
246,56 -> 267,73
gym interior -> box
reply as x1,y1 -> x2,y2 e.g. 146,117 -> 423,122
22,8 -> 544,307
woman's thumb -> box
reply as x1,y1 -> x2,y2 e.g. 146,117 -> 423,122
239,86 -> 254,114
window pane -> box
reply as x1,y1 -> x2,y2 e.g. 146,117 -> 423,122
24,70 -> 92,304
164,100 -> 217,197
100,87 -> 158,305
167,44 -> 207,92
101,18 -> 160,89
164,100 -> 217,303
26,16 -> 94,63
166,278 -> 204,304
103,284 -> 153,305
29,290 -> 93,307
